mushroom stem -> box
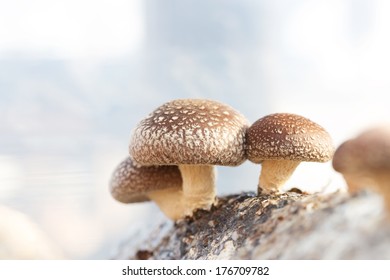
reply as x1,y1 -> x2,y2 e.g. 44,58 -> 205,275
258,160 -> 300,193
379,180 -> 390,212
178,164 -> 216,216
342,174 -> 370,194
367,173 -> 390,211
148,188 -> 185,220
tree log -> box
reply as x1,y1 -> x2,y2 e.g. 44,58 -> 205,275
113,190 -> 390,259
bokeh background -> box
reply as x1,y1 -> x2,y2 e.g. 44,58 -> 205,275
1,0 -> 389,259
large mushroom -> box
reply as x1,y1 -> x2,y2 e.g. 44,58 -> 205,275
109,156 -> 184,220
246,113 -> 334,194
129,99 -> 249,216
332,126 -> 390,208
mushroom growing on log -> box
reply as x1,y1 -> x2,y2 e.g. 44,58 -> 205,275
110,156 -> 184,220
333,126 -> 390,209
129,99 -> 249,216
246,113 -> 334,194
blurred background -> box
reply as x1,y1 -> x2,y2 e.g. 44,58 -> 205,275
0,0 -> 389,259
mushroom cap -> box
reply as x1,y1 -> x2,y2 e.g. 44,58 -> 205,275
333,126 -> 390,174
109,156 -> 182,203
129,99 -> 249,166
246,113 -> 334,163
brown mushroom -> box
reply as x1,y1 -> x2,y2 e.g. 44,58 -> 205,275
129,99 -> 249,216
332,126 -> 390,208
109,156 -> 184,220
246,113 -> 334,194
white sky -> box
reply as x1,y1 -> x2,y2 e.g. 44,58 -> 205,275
262,1 -> 390,143
0,0 -> 144,58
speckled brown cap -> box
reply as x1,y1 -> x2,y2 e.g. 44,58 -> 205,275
109,156 -> 182,203
333,126 -> 390,174
129,99 -> 249,166
247,113 -> 334,163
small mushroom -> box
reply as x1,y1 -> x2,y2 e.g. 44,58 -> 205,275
109,156 -> 184,220
129,99 -> 249,216
332,126 -> 390,208
246,113 -> 334,194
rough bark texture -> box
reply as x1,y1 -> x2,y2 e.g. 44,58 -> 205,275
113,190 -> 390,260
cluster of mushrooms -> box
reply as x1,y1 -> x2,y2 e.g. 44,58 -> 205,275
109,99 -> 390,220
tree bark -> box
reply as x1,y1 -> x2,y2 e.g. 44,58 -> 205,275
113,190 -> 390,259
